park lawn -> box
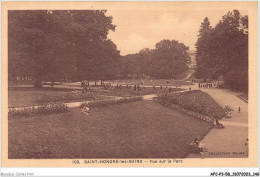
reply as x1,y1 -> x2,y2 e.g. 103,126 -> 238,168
8,87 -> 104,108
9,100 -> 212,159
8,85 -> 183,108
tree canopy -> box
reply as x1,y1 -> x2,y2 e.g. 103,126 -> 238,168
195,10 -> 248,91
120,40 -> 190,79
8,10 -> 120,87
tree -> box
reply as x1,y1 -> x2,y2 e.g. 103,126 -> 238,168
120,54 -> 140,78
87,39 -> 120,83
120,40 -> 190,79
136,48 -> 154,76
8,10 -> 118,87
195,10 -> 248,91
151,40 -> 190,79
195,17 -> 212,80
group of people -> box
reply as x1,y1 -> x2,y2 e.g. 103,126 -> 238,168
191,79 -> 196,83
81,80 -> 90,93
117,84 -> 143,91
198,82 -> 214,88
134,84 -> 141,91
191,138 -> 207,158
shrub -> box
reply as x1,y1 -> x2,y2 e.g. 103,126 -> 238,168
8,103 -> 68,118
80,96 -> 143,108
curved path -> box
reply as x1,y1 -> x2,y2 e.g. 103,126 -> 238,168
179,70 -> 195,81
187,85 -> 248,158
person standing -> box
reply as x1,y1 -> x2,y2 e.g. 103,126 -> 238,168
81,80 -> 86,93
192,138 -> 199,148
245,139 -> 249,156
169,87 -> 171,94
239,106 -> 241,113
200,143 -> 206,159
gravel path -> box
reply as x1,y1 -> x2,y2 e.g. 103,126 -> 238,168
187,85 -> 248,158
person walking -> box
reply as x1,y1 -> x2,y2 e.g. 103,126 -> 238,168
239,106 -> 241,113
169,87 -> 172,94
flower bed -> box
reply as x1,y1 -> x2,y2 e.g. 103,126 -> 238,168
80,96 -> 143,108
154,98 -> 214,123
156,90 -> 225,120
8,103 -> 68,118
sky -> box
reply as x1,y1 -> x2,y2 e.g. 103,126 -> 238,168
107,9 -> 247,56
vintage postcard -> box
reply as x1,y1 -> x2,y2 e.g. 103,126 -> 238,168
1,1 -> 258,170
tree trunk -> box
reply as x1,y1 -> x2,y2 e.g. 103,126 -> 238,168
34,75 -> 42,88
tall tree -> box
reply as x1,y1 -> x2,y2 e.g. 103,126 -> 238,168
195,10 -> 248,91
8,10 -> 118,87
195,17 -> 212,80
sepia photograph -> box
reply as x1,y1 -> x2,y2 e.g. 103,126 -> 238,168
1,1 -> 258,169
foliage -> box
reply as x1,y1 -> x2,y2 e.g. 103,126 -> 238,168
8,10 -> 119,87
152,40 -> 190,78
156,91 -> 225,119
120,40 -> 190,79
195,10 -> 248,91
8,103 -> 68,118
80,96 -> 143,108
223,70 -> 248,91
